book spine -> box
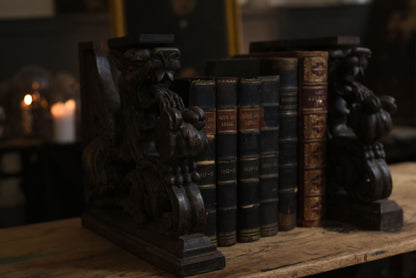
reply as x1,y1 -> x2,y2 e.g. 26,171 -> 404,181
237,78 -> 261,242
190,79 -> 217,242
276,58 -> 298,231
258,76 -> 280,237
297,51 -> 328,227
215,77 -> 238,246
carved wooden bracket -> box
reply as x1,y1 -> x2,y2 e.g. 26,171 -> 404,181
326,45 -> 403,230
79,34 -> 224,276
327,47 -> 396,202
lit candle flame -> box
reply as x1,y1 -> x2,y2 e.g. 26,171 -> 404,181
23,94 -> 33,106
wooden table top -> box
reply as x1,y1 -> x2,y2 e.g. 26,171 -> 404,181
1,162 -> 416,278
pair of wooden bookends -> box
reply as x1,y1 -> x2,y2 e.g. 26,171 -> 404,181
79,35 -> 402,277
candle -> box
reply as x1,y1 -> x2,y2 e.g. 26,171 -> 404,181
51,99 -> 76,143
21,94 -> 33,136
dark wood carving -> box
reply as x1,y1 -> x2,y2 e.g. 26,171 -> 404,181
79,34 -> 225,276
326,42 -> 403,231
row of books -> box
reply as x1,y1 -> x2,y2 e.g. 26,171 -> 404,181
172,50 -> 328,246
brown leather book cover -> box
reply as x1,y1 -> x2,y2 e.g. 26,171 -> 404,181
295,51 -> 328,227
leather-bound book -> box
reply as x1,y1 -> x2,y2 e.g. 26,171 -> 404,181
294,51 -> 328,227
258,75 -> 280,237
215,77 -> 238,246
266,58 -> 299,231
237,78 -> 261,242
189,79 -> 217,242
210,55 -> 300,231
249,46 -> 328,227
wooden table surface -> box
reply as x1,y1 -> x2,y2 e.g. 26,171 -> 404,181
1,162 -> 416,278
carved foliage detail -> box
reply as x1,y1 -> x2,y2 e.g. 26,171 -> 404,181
83,41 -> 208,237
327,47 -> 396,202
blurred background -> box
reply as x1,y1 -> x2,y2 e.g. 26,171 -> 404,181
0,0 -> 415,276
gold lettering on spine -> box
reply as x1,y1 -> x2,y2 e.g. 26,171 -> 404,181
304,56 -> 328,82
304,142 -> 326,168
304,114 -> 327,139
242,165 -> 258,173
239,107 -> 260,131
199,171 -> 215,179
218,166 -> 236,176
303,196 -> 323,221
304,169 -> 325,195
217,109 -> 237,133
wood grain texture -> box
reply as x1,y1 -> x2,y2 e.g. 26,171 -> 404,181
1,162 -> 416,278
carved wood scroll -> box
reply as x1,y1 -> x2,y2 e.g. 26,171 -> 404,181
80,34 -> 224,276
327,46 -> 397,202
326,44 -> 403,231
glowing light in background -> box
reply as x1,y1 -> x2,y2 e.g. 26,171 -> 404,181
23,94 -> 32,106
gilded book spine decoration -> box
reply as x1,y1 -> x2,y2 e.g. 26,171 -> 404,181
258,75 -> 280,237
297,52 -> 328,227
216,77 -> 238,246
190,79 -> 217,242
274,58 -> 299,231
237,78 -> 261,242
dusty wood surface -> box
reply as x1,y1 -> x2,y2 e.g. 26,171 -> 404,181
1,162 -> 416,278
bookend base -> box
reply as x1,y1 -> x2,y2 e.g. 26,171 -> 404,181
326,194 -> 403,231
82,209 -> 225,277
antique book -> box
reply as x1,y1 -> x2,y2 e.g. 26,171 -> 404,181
290,51 -> 328,227
258,75 -> 280,237
248,47 -> 328,227
233,55 -> 299,231
215,77 -> 238,246
189,79 -> 217,242
268,58 -> 299,231
237,78 -> 261,242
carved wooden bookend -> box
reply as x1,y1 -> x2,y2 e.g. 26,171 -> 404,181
79,34 -> 225,276
326,40 -> 403,231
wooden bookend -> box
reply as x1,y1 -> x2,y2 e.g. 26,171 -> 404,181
79,35 -> 225,277
325,41 -> 403,231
